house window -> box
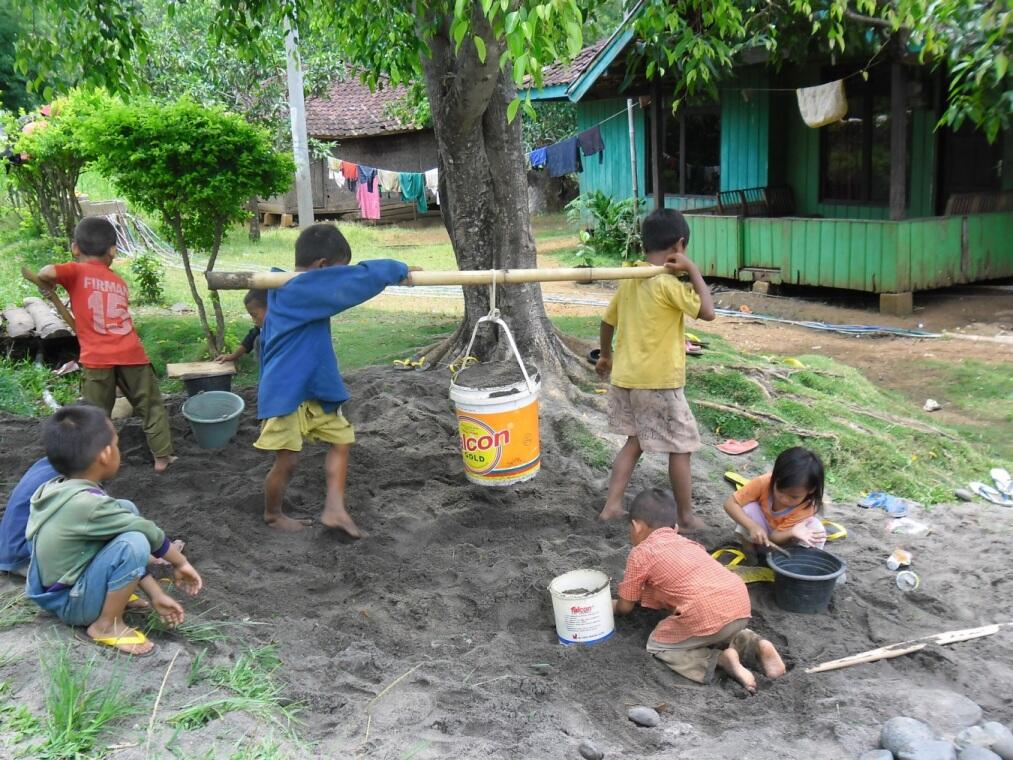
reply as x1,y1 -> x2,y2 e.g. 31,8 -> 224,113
820,72 -> 897,203
645,106 -> 721,196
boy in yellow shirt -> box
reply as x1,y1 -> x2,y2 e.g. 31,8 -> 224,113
596,209 -> 715,529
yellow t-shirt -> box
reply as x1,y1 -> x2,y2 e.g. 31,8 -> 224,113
602,274 -> 701,389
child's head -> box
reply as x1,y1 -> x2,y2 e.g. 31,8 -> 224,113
43,404 -> 120,480
628,488 -> 678,545
294,223 -> 351,270
243,289 -> 268,327
641,208 -> 691,256
770,447 -> 825,513
72,217 -> 118,263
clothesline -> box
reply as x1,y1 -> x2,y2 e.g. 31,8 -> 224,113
325,156 -> 438,221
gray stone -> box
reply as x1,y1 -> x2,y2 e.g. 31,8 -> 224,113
902,689 -> 983,737
897,740 -> 956,760
627,706 -> 661,728
958,727 -> 994,751
954,488 -> 975,502
578,740 -> 604,760
860,751 -> 895,760
959,747 -> 1003,760
982,722 -> 1013,760
882,717 -> 937,756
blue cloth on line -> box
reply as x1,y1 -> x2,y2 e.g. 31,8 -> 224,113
546,137 -> 582,177
529,147 -> 547,169
0,457 -> 58,574
357,165 -> 378,193
399,172 -> 428,214
258,261 -> 409,420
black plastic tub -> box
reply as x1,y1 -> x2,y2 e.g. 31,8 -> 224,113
183,374 -> 233,397
766,546 -> 846,614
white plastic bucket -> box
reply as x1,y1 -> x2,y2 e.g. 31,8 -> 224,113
548,569 -> 615,645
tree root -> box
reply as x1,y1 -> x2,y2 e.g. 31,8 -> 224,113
691,399 -> 838,442
836,403 -> 959,441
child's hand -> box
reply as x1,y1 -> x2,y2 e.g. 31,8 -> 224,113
173,562 -> 203,596
595,355 -> 612,379
214,353 -> 235,363
663,253 -> 693,274
407,266 -> 424,272
746,522 -> 769,547
152,594 -> 185,627
789,522 -> 825,547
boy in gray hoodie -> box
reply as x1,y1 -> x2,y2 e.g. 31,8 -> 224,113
26,404 -> 202,656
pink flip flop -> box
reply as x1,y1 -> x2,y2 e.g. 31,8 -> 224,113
716,439 -> 759,455
685,341 -> 704,356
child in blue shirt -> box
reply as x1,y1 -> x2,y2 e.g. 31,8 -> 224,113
254,223 -> 411,536
0,458 -> 59,576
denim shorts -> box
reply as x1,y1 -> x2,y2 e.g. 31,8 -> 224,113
26,500 -> 151,626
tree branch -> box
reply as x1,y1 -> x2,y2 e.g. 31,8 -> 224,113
844,8 -> 893,29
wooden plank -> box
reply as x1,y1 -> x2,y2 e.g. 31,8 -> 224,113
167,361 -> 236,379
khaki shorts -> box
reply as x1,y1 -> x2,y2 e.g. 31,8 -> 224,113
254,400 -> 355,452
647,619 -> 759,684
607,386 -> 701,453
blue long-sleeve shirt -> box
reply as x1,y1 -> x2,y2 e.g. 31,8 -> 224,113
0,457 -> 59,572
257,260 -> 409,420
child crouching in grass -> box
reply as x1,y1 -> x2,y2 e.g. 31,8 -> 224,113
26,404 -> 202,656
613,488 -> 785,693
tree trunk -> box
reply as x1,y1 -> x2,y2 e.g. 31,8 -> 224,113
419,12 -> 587,387
247,195 -> 261,242
169,213 -> 218,357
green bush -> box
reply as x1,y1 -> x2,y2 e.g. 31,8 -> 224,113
129,251 -> 165,305
565,191 -> 643,265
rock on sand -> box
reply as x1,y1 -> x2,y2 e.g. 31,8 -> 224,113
882,717 -> 937,756
902,690 -> 983,738
959,747 -> 1003,760
577,739 -> 604,759
860,751 -> 895,760
627,706 -> 661,728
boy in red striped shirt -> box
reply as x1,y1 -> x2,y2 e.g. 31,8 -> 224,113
613,488 -> 786,693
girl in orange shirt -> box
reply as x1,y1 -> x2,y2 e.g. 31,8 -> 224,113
723,447 -> 826,550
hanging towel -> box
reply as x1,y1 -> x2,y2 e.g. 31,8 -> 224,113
377,169 -> 401,194
424,168 -> 439,206
399,172 -> 428,214
796,80 -> 848,128
545,137 -> 582,177
577,126 -> 605,164
357,165 -> 378,193
356,180 -> 380,220
529,147 -> 547,169
327,156 -> 341,173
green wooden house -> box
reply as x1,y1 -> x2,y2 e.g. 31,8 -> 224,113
530,27 -> 1012,313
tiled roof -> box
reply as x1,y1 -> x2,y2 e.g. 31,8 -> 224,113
305,76 -> 424,139
538,39 -> 610,87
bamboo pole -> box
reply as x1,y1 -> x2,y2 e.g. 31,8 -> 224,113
205,265 -> 669,291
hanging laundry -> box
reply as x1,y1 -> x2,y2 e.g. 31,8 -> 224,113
399,172 -> 428,214
529,147 -> 547,169
357,165 -> 378,193
545,137 -> 582,177
577,125 -> 605,164
341,160 -> 359,192
424,168 -> 439,206
356,179 -> 380,220
796,80 -> 848,128
377,169 -> 401,194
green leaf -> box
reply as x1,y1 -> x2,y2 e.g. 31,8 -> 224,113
474,36 -> 487,63
995,53 -> 1008,81
452,19 -> 468,50
506,97 -> 520,123
565,21 -> 582,58
522,98 -> 536,119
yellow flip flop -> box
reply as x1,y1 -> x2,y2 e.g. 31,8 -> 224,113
730,565 -> 775,584
782,357 -> 807,369
821,519 -> 847,542
724,471 -> 749,490
78,628 -> 155,657
711,547 -> 746,568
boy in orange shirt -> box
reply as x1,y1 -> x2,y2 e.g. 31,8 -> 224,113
613,488 -> 786,693
596,208 -> 715,529
35,217 -> 174,472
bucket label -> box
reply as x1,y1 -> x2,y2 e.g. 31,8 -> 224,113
561,605 -> 609,642
456,400 -> 540,484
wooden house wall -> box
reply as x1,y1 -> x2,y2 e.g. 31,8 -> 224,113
719,67 -> 770,191
575,98 -> 646,202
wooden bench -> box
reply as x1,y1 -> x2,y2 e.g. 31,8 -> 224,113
694,185 -> 796,217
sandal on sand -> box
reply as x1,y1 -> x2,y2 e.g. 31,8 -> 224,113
969,481 -> 1013,507
729,565 -> 774,584
716,439 -> 759,456
724,471 -> 749,489
711,547 -> 747,568
76,629 -> 155,657
821,519 -> 847,542
990,468 -> 1012,497
685,341 -> 704,356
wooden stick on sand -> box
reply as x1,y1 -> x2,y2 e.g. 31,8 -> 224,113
205,265 -> 671,291
805,621 -> 1012,674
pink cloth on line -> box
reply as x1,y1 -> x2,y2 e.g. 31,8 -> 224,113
356,180 -> 380,220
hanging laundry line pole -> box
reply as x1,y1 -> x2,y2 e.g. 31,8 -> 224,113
627,98 -> 639,217
205,265 -> 670,291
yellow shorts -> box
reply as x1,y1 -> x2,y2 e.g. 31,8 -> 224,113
254,400 -> 355,452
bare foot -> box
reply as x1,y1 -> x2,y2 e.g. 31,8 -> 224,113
717,647 -> 757,694
320,506 -> 364,539
677,513 -> 707,533
126,595 -> 150,610
757,639 -> 786,679
149,539 -> 186,566
264,513 -> 313,531
85,621 -> 154,656
154,455 -> 178,474
598,502 -> 625,521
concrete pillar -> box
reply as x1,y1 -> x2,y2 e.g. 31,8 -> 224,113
752,281 -> 771,295
879,291 -> 913,316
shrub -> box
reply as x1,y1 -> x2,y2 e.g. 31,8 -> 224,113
129,251 -> 165,305
565,191 -> 643,265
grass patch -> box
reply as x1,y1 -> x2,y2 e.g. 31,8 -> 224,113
35,644 -> 140,759
171,646 -> 298,731
0,681 -> 43,749
556,417 -> 612,470
0,589 -> 38,630
0,358 -> 81,417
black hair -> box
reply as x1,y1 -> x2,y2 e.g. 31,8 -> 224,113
628,488 -> 678,529
641,208 -> 691,254
243,289 -> 268,308
771,447 -> 825,512
43,403 -> 114,477
294,223 -> 351,267
73,217 -> 118,257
